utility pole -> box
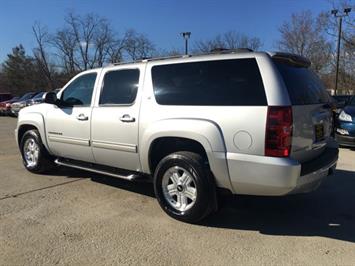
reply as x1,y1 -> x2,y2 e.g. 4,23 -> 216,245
331,8 -> 351,95
181,32 -> 191,55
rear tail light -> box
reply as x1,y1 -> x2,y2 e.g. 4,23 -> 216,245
265,106 -> 293,157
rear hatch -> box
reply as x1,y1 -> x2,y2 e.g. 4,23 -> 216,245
272,55 -> 333,163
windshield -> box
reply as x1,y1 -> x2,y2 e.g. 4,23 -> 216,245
349,97 -> 355,106
18,92 -> 35,101
334,95 -> 351,104
32,92 -> 45,99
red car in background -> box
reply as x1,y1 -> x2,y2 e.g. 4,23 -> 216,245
0,96 -> 19,116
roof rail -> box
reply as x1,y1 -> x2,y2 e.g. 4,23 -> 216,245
144,54 -> 191,62
110,54 -> 191,66
108,48 -> 253,67
209,48 -> 254,54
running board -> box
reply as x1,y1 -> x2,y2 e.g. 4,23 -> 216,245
55,158 -> 140,181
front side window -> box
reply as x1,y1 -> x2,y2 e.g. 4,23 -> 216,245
61,73 -> 97,107
99,69 -> 140,105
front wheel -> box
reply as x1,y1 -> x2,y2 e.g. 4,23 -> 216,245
153,151 -> 216,223
20,129 -> 55,173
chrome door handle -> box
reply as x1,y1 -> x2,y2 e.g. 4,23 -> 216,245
120,114 -> 135,122
76,113 -> 89,121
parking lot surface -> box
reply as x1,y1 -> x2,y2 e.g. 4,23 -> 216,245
1,117 -> 355,265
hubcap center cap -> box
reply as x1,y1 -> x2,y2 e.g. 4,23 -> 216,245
177,185 -> 184,192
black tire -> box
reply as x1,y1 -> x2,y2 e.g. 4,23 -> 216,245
153,151 -> 217,223
20,129 -> 55,173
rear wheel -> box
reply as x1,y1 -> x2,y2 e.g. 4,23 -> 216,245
20,129 -> 55,173
153,151 -> 216,223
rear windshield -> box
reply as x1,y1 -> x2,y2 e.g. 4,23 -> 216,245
151,58 -> 267,106
274,60 -> 330,105
333,95 -> 351,104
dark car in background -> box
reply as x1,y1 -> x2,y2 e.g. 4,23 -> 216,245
0,97 -> 19,116
335,95 -> 355,147
26,91 -> 45,106
10,92 -> 38,117
0,93 -> 13,102
333,95 -> 352,109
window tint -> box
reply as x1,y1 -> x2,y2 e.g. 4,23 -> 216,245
19,92 -> 36,101
152,59 -> 266,106
61,73 -> 97,106
33,92 -> 45,99
99,69 -> 140,105
0,94 -> 12,102
349,97 -> 355,106
333,95 -> 351,104
274,60 -> 330,105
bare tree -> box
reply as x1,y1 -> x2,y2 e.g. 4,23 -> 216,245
318,2 -> 354,92
52,28 -> 78,75
91,21 -> 114,67
107,38 -> 126,63
43,12 -> 156,78
32,22 -> 55,89
59,12 -> 118,70
194,31 -> 263,53
278,11 -> 332,74
278,8 -> 354,92
124,29 -> 155,60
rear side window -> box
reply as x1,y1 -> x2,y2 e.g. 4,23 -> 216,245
274,61 -> 330,105
99,69 -> 140,105
152,59 -> 266,106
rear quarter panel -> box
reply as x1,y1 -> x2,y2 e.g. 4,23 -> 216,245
138,54 -> 278,190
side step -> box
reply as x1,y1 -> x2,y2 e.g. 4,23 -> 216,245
55,158 -> 141,181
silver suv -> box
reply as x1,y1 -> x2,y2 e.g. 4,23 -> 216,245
16,51 -> 338,222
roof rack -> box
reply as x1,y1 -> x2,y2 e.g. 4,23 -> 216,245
111,54 -> 191,66
109,48 -> 254,66
209,48 -> 253,53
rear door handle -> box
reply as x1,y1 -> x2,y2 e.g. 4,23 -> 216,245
76,113 -> 89,121
120,114 -> 135,123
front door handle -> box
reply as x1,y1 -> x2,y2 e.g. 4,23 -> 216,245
120,114 -> 135,123
76,113 -> 89,121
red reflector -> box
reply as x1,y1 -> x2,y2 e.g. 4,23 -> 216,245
265,106 -> 292,157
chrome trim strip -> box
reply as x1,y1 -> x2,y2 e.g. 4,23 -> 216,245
91,140 -> 137,153
54,159 -> 138,180
48,135 -> 89,146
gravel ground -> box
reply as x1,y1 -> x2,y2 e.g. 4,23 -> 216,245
0,116 -> 355,265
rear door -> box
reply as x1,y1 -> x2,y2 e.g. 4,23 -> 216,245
91,65 -> 144,171
273,60 -> 333,162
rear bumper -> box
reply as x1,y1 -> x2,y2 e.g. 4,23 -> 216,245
335,133 -> 355,147
227,147 -> 338,196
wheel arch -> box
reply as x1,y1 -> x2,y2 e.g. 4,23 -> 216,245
16,112 -> 50,152
140,119 -> 233,191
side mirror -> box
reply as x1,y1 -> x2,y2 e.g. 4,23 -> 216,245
44,92 -> 58,105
